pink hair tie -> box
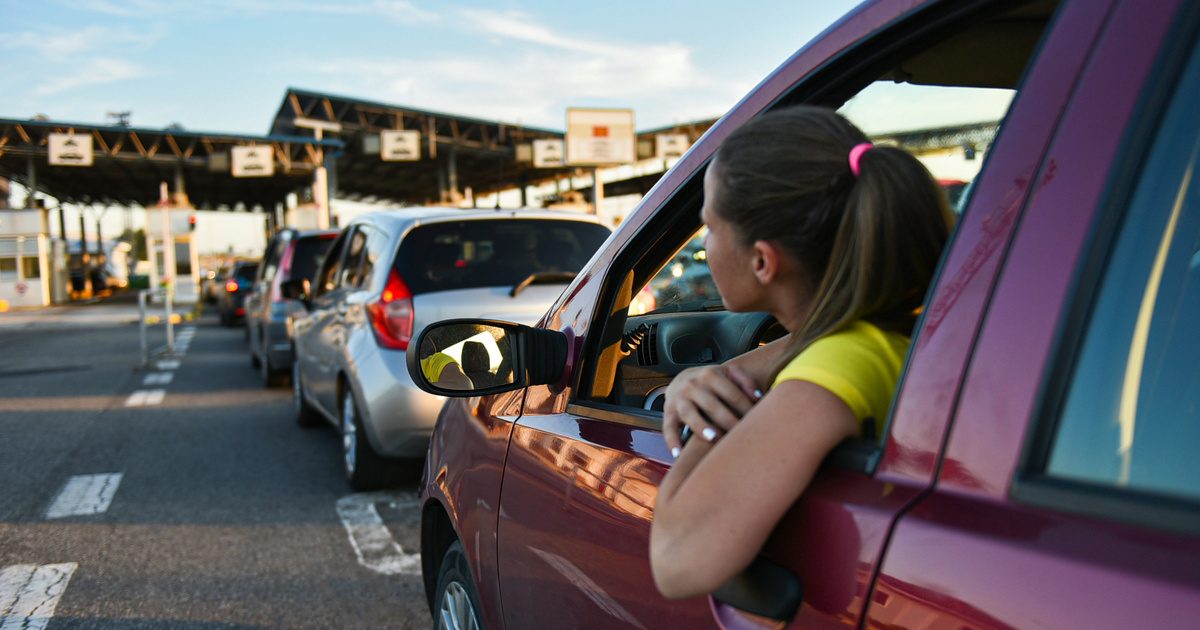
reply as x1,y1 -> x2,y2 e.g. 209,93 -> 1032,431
848,142 -> 873,177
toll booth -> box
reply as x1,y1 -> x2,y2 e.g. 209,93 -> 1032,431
0,209 -> 65,308
145,208 -> 201,305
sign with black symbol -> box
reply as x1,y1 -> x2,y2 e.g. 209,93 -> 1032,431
48,133 -> 94,166
533,139 -> 565,168
656,134 -> 690,160
231,146 -> 275,177
381,130 -> 421,161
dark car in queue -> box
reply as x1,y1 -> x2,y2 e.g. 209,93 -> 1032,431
407,0 -> 1200,628
216,261 -> 258,327
287,208 -> 612,491
245,228 -> 338,387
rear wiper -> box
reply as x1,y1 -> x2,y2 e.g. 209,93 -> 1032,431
510,271 -> 578,297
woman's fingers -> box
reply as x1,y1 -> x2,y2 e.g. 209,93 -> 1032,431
662,365 -> 766,456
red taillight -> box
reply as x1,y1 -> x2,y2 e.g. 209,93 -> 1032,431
225,280 -> 238,292
368,270 -> 414,350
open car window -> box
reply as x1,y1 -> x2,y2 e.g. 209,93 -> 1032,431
575,0 -> 1064,472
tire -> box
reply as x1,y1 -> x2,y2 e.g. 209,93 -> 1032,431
250,348 -> 261,368
293,361 -> 321,428
340,386 -> 394,491
261,355 -> 284,388
434,541 -> 483,630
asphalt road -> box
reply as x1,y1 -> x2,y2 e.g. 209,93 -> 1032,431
0,302 -> 429,629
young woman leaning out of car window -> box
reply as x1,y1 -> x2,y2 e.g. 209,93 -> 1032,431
650,106 -> 953,598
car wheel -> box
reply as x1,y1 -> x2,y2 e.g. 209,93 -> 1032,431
340,387 -> 392,490
250,341 -> 261,367
435,541 -> 483,630
293,361 -> 321,428
261,355 -> 285,388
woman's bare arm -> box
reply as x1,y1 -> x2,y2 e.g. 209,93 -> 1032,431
650,378 -> 856,598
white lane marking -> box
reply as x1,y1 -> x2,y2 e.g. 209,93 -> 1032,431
142,372 -> 174,386
124,389 -> 166,407
0,563 -> 78,630
336,492 -> 421,575
156,359 -> 181,371
529,548 -> 646,629
45,474 -> 123,519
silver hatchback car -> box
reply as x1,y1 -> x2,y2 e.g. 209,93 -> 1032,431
288,207 -> 611,489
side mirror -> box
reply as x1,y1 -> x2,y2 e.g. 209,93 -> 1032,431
280,278 -> 311,308
406,319 -> 566,397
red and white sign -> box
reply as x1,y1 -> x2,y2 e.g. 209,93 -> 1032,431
566,108 -> 635,165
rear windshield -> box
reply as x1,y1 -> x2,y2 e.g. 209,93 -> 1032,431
234,264 -> 258,282
396,219 -> 610,294
289,235 -> 336,283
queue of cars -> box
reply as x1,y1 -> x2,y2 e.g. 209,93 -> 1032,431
401,0 -> 1200,628
229,208 -> 611,491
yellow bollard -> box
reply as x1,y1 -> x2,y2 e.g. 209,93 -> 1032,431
0,300 -> 8,313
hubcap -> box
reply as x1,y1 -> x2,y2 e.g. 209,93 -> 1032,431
342,394 -> 357,475
438,581 -> 479,630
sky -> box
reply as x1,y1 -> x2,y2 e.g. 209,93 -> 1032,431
2,0 -> 864,135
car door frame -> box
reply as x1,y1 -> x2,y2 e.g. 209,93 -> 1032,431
494,0 -> 1116,627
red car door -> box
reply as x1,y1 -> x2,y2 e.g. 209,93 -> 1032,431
867,1 -> 1200,627
491,1 -> 1111,627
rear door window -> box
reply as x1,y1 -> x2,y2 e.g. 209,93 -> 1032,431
395,219 -> 610,294
290,235 -> 335,284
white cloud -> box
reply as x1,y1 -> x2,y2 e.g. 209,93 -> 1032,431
34,58 -> 148,96
3,24 -> 164,61
302,9 -> 727,129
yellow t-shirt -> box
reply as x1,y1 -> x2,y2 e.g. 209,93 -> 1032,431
420,352 -> 457,383
771,321 -> 909,436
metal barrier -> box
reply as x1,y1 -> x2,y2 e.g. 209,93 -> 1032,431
138,288 -> 177,367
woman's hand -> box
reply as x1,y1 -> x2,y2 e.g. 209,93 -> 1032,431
662,364 -> 761,455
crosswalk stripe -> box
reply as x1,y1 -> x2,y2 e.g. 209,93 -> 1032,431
142,372 -> 174,386
335,492 -> 421,575
45,474 -> 123,519
0,563 -> 78,630
124,389 -> 166,407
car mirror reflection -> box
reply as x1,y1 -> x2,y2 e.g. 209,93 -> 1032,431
417,323 -> 516,392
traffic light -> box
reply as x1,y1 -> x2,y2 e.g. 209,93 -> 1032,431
189,214 -> 197,231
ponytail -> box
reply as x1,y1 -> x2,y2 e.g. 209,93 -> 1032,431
708,106 -> 953,383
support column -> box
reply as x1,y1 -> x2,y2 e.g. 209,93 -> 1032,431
447,145 -> 460,204
519,176 -> 528,207
590,168 -> 603,216
25,154 -> 37,210
79,212 -> 92,297
437,162 -> 448,204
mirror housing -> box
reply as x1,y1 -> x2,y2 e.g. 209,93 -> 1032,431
407,318 -> 567,397
280,278 -> 311,308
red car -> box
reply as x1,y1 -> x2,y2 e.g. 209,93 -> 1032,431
410,0 -> 1200,627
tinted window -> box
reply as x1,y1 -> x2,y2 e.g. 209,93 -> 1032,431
339,228 -> 370,289
396,219 -> 610,294
234,264 -> 258,282
1047,42 -> 1200,502
316,231 -> 348,296
289,235 -> 335,284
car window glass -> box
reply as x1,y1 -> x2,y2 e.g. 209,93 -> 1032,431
1045,41 -> 1200,502
633,228 -> 719,315
290,236 -> 335,284
356,225 -> 388,289
339,228 -> 370,289
316,231 -> 348,297
396,219 -> 610,295
260,235 -> 288,283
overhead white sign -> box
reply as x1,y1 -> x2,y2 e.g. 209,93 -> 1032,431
532,139 -> 565,168
656,134 -> 690,160
231,146 -> 275,177
48,133 -> 94,166
381,130 -> 421,161
566,108 -> 635,166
